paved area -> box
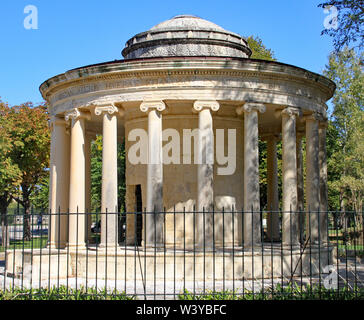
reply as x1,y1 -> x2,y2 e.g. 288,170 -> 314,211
0,258 -> 363,299
0,226 -> 48,242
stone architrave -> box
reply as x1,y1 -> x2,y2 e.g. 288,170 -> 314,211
95,104 -> 121,248
305,112 -> 321,244
193,100 -> 220,249
281,107 -> 301,246
65,108 -> 91,249
237,102 -> 265,247
49,116 -> 70,249
140,101 -> 166,247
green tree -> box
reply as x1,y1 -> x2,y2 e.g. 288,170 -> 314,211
30,175 -> 49,211
0,100 -> 22,246
91,135 -> 126,213
7,102 -> 50,240
91,136 -> 103,211
323,48 -> 364,213
318,0 -> 364,52
247,36 -> 276,61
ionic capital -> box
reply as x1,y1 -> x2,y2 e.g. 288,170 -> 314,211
236,102 -> 266,115
94,104 -> 123,117
281,107 -> 302,119
193,100 -> 220,113
64,108 -> 91,122
318,114 -> 328,129
140,101 -> 166,113
49,115 -> 69,131
304,111 -> 322,122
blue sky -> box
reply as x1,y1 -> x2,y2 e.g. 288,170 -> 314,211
0,0 -> 335,106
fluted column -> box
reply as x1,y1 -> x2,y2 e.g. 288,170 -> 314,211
85,133 -> 93,242
140,101 -> 165,247
305,112 -> 320,244
95,105 -> 121,248
296,132 -> 305,243
281,107 -> 301,246
237,102 -> 266,247
193,100 -> 220,248
319,119 -> 328,244
49,116 -> 70,249
265,134 -> 280,242
65,108 -> 90,249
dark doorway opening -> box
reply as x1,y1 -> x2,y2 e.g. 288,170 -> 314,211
135,184 -> 143,246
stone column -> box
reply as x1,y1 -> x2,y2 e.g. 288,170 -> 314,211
65,108 -> 90,249
85,133 -> 93,242
319,119 -> 328,244
237,103 -> 266,247
49,116 -> 70,249
193,100 -> 220,248
265,134 -> 280,242
305,112 -> 320,244
140,101 -> 165,247
281,107 -> 301,246
296,132 -> 305,243
95,105 -> 120,248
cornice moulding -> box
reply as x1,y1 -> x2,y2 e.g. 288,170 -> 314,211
40,59 -> 335,102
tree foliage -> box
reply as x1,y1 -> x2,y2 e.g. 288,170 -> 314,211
318,0 -> 364,52
0,102 -> 50,240
91,135 -> 125,212
247,35 -> 276,61
0,100 -> 22,214
324,48 -> 364,212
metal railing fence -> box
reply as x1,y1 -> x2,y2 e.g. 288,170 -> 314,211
0,208 -> 363,300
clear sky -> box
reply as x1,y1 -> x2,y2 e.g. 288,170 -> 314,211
0,0 -> 335,106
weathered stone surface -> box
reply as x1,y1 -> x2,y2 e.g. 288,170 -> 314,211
122,15 -> 251,59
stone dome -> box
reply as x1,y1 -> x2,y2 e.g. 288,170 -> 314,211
122,15 -> 252,59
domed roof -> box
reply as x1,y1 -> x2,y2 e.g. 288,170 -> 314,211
122,15 -> 251,59
150,15 -> 226,32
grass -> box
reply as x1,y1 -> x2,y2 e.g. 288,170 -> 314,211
178,284 -> 364,300
0,236 -> 48,252
1,284 -> 363,300
0,286 -> 135,300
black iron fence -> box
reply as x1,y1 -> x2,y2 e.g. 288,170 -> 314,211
0,209 -> 363,300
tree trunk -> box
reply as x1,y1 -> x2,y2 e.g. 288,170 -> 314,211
21,190 -> 32,241
340,190 -> 347,230
23,203 -> 32,241
0,196 -> 10,248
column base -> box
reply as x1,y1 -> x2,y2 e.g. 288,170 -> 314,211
47,242 -> 67,250
243,243 -> 263,250
141,242 -> 166,249
281,243 -> 302,250
97,243 -> 120,250
66,243 -> 88,251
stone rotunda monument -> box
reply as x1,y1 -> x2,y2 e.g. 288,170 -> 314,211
8,15 -> 336,284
